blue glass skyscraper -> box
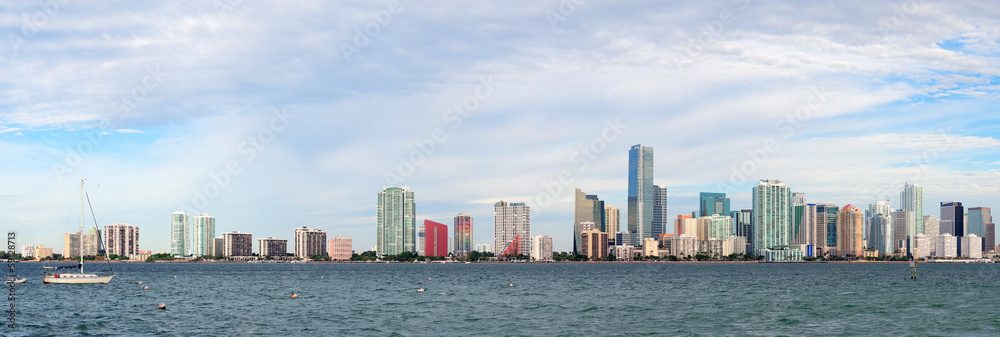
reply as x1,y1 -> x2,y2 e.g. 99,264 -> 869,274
628,144 -> 654,241
700,192 -> 731,217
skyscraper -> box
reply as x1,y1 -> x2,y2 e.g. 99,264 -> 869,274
494,201 -> 530,258
697,215 -> 734,241
752,179 -> 793,255
836,205 -> 863,257
170,211 -> 188,256
815,203 -> 838,254
792,192 -> 807,206
424,220 -> 448,257
940,201 -> 965,237
605,206 -> 620,244
63,228 -> 99,258
294,226 -> 327,259
573,189 -> 605,254
866,200 -> 891,242
700,192 -> 731,217
968,207 -> 993,252
376,186 -> 416,255
923,215 -> 940,237
674,215 -> 697,237
453,213 -> 473,256
868,213 -> 893,256
793,204 -> 817,249
901,183 -> 924,234
732,209 -> 753,252
653,185 -> 669,237
105,223 -> 139,257
627,144 -> 654,240
189,213 -> 215,257
222,231 -> 253,257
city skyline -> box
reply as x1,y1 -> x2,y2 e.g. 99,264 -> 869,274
2,2 -> 999,253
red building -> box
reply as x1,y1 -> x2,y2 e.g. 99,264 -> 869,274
424,220 -> 449,257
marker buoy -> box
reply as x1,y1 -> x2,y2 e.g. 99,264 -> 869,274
138,281 -> 143,284
157,303 -> 166,310
291,293 -> 299,299
507,283 -> 514,287
428,277 -> 431,280
417,288 -> 425,293
142,286 -> 150,290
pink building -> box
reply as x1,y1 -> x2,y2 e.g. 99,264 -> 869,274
328,236 -> 353,260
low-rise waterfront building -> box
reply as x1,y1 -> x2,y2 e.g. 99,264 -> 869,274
258,237 -> 288,258
961,234 -> 983,259
223,231 -> 253,257
612,245 -> 635,261
934,233 -> 958,258
530,235 -> 553,262
294,227 -> 327,259
329,236 -> 353,260
581,229 -> 609,260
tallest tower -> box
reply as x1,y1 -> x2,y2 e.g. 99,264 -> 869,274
627,144 -> 654,241
900,183 -> 924,235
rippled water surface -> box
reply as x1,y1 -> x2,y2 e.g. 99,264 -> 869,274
7,262 -> 1000,336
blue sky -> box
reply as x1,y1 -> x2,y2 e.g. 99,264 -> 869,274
1,0 -> 998,253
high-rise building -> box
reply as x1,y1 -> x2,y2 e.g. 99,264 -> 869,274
890,210 -> 909,254
793,204 -> 817,249
424,220 -> 448,257
934,233 -> 958,257
377,186 -> 416,256
573,189 -> 605,254
105,223 -> 139,257
494,201 -> 530,258
697,215 -> 734,241
329,236 -> 353,260
258,237 -> 287,257
580,229 -> 609,260
63,228 -> 99,258
968,207 -> 993,252
222,231 -> 253,257
20,244 -> 37,259
170,211 -> 188,256
923,215 -> 940,237
35,245 -> 53,260
901,183 -> 924,234
866,200 -> 891,242
605,206 -> 620,244
189,213 -> 216,256
213,237 -> 224,257
961,234 -> 983,258
700,192 -> 731,217
474,243 -> 493,253
732,209 -> 753,251
674,215 -> 697,237
294,227 -> 327,259
453,214 -> 473,256
792,193 -> 807,206
836,205 -> 864,257
752,179 -> 793,255
627,144 -> 654,240
653,185 -> 669,237
868,214 -> 893,256
941,202 -> 965,237
417,223 -> 426,256
815,203 -> 838,254
530,235 -> 553,261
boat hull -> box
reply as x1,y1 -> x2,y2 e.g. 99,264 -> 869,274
5,278 -> 27,284
42,274 -> 113,284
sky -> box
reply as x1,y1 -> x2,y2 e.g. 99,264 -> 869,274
1,0 -> 998,254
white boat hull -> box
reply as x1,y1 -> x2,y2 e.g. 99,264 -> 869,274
43,274 -> 113,284
5,278 -> 27,284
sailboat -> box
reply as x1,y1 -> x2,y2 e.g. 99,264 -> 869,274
42,179 -> 115,284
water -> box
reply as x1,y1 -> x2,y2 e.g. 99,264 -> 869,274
6,262 -> 1000,336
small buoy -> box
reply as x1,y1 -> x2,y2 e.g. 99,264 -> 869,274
507,283 -> 514,287
142,286 -> 149,290
174,275 -> 177,278
417,288 -> 425,293
138,281 -> 143,284
291,293 -> 299,299
321,276 -> 324,279
157,303 -> 166,310
428,277 -> 431,280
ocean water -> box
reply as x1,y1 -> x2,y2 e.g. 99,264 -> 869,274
6,262 -> 1000,336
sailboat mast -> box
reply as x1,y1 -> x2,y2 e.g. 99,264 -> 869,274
80,179 -> 84,274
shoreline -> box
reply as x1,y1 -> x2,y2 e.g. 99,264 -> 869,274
16,259 -> 993,264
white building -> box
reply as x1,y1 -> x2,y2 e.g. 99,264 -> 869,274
934,233 -> 958,258
923,215 -> 940,237
530,235 -> 553,262
642,237 -> 658,257
867,214 -> 893,256
494,201 -> 530,257
911,233 -> 931,259
669,235 -> 698,258
20,244 -> 37,259
188,213 -> 215,256
294,227 -> 327,258
170,211 -> 188,256
752,179 -> 793,256
105,223 -> 140,257
961,234 -> 983,258
474,243 -> 493,253
697,215 -> 734,241
612,245 -> 635,261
